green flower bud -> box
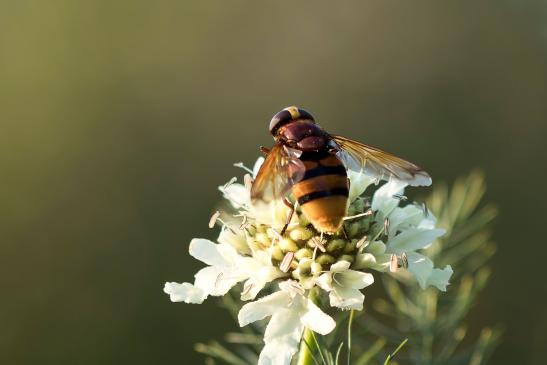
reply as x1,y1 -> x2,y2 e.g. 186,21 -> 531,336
310,262 -> 322,275
343,239 -> 357,253
289,227 -> 313,241
316,254 -> 335,266
297,260 -> 312,277
326,239 -> 345,255
279,238 -> 299,252
338,254 -> 355,263
271,245 -> 284,261
348,221 -> 361,237
294,248 -> 313,260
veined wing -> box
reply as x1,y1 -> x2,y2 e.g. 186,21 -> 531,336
251,143 -> 306,202
331,134 -> 431,186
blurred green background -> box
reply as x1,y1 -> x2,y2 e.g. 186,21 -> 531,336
1,1 -> 546,364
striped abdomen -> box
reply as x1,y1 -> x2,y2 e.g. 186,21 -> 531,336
292,151 -> 349,233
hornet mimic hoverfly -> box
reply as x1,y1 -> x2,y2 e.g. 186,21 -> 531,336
251,106 -> 431,234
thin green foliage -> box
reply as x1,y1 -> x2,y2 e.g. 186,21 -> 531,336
302,337 -> 321,365
356,171 -> 502,365
347,310 -> 355,365
383,339 -> 408,365
335,342 -> 345,365
310,330 -> 328,365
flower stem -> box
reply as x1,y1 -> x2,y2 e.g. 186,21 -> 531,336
297,328 -> 317,365
297,289 -> 320,365
347,309 -> 355,365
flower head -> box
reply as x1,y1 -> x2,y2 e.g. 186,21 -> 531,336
165,157 -> 453,365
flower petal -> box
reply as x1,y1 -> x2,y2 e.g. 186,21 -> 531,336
240,265 -> 285,301
406,252 -> 433,289
372,180 -> 407,215
330,285 -> 365,310
338,270 -> 375,290
316,273 -> 333,292
388,228 -> 446,253
387,204 -> 425,235
240,278 -> 263,301
427,265 -> 453,291
329,260 -> 351,273
253,157 -> 265,177
218,228 -> 251,255
194,266 -> 243,296
163,282 -> 206,304
258,339 -> 298,365
368,240 -> 387,255
348,170 -> 374,202
189,239 -> 234,267
301,299 -> 336,335
264,310 -> 304,341
220,182 -> 250,208
238,290 -> 291,327
406,252 -> 453,290
353,253 -> 377,270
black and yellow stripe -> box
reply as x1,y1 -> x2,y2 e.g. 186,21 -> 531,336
291,152 -> 349,233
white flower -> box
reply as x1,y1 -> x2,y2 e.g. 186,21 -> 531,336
371,179 -> 407,215
355,179 -> 453,291
218,226 -> 251,255
238,281 -> 335,365
164,238 -> 284,303
220,182 -> 250,209
316,261 -> 374,310
406,252 -> 453,291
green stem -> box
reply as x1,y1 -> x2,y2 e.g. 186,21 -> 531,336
347,310 -> 355,365
297,289 -> 320,365
297,327 -> 317,365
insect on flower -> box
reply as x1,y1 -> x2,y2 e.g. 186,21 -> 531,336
251,106 -> 432,234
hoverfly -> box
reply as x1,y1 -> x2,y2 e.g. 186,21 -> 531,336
251,106 -> 431,234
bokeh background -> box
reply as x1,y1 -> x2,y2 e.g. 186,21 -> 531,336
1,1 -> 546,364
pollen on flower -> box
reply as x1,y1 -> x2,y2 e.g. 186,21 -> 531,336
258,195 -> 376,278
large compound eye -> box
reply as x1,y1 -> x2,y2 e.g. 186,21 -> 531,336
296,108 -> 314,122
269,109 -> 293,135
269,106 -> 315,136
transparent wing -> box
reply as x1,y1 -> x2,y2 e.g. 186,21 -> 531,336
250,143 -> 306,202
331,134 -> 431,186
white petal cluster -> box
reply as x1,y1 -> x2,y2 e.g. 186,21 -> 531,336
238,280 -> 335,365
164,238 -> 285,303
164,158 -> 453,365
353,179 -> 453,291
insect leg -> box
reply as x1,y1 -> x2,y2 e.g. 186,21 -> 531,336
259,146 -> 271,156
342,224 -> 349,240
280,197 -> 295,236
